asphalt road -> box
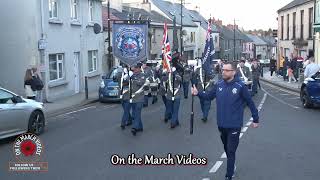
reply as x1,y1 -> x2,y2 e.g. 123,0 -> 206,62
0,81 -> 319,180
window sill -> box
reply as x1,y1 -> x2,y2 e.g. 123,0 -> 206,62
48,80 -> 68,88
87,22 -> 95,27
87,71 -> 100,78
71,20 -> 82,26
49,19 -> 63,25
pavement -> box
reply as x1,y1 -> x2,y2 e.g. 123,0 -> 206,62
43,91 -> 99,117
1,81 -> 319,180
260,70 -> 301,93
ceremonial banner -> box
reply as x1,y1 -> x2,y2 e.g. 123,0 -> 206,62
113,23 -> 148,66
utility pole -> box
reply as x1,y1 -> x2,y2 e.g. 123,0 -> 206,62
180,0 -> 183,55
233,18 -> 236,61
107,0 -> 112,69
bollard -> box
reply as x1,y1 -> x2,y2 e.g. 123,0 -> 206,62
85,76 -> 88,100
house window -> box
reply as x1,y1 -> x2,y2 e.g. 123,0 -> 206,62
301,10 -> 304,39
49,54 -> 64,81
71,0 -> 79,20
287,14 -> 290,40
190,32 -> 196,43
88,0 -> 94,22
309,7 -> 314,39
49,0 -> 58,19
293,12 -> 296,39
88,50 -> 98,73
152,29 -> 156,43
281,16 -> 284,40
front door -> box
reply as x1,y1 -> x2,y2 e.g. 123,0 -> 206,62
74,52 -> 80,94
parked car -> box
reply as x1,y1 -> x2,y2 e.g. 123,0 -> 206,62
0,87 -> 45,140
99,67 -> 121,102
300,71 -> 320,108
259,59 -> 270,67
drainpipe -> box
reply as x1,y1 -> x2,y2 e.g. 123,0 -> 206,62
40,0 -> 48,103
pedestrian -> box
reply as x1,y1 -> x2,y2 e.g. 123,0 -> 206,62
251,60 -> 261,94
288,58 -> 297,83
130,63 -> 148,136
24,69 -> 36,100
279,56 -> 285,77
304,56 -> 320,78
283,57 -> 289,81
182,65 -> 192,99
269,58 -> 276,76
215,60 -> 223,80
31,67 -> 44,102
117,66 -> 132,130
163,66 -> 182,129
191,61 -> 259,180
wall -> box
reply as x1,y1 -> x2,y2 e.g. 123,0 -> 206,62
0,0 -> 40,96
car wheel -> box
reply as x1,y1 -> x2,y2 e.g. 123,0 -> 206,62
28,110 -> 45,135
301,89 -> 313,109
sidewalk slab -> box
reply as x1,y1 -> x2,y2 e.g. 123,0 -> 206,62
43,92 -> 99,117
261,71 -> 301,93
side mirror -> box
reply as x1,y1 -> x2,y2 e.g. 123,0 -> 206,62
12,96 -> 23,104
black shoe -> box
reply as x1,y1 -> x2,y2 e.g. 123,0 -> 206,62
136,128 -> 143,132
184,96 -> 188,99
131,128 -> 137,136
121,125 -> 125,130
170,124 -> 176,129
164,118 -> 169,123
225,177 -> 232,180
202,118 -> 207,123
143,104 -> 148,107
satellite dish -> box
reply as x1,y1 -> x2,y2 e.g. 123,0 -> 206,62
93,23 -> 102,34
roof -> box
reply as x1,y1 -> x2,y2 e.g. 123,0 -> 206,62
278,0 -> 313,13
122,6 -> 173,25
150,0 -> 198,27
260,36 -> 277,46
246,34 -> 268,46
186,10 -> 218,32
102,6 -> 121,30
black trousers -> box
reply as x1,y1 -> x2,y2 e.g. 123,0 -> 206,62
218,127 -> 241,178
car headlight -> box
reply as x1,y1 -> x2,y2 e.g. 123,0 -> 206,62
100,81 -> 105,88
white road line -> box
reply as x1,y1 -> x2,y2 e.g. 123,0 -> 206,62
279,93 -> 291,96
202,178 -> 210,180
239,133 -> 244,139
288,97 -> 300,99
209,161 -> 223,173
242,127 -> 248,132
262,88 -> 300,109
246,121 -> 252,126
221,152 -> 227,159
64,106 -> 96,115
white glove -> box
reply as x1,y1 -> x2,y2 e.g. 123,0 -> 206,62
172,67 -> 176,72
129,71 -> 133,77
124,68 -> 128,74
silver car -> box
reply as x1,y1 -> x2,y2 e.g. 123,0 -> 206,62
0,87 -> 45,139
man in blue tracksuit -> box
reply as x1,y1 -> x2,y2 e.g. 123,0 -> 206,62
192,62 -> 259,180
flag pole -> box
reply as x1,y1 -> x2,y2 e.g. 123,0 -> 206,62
190,66 -> 194,135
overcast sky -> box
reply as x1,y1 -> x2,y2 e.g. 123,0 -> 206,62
184,0 -> 293,30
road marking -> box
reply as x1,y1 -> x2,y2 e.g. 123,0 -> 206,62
221,152 -> 227,159
288,97 -> 300,99
64,106 -> 96,115
239,133 -> 244,139
246,121 -> 252,126
242,127 -> 248,133
202,178 -> 210,180
209,161 -> 223,173
262,88 -> 300,109
279,93 -> 291,96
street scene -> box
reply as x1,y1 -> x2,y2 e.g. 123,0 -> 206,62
1,0 -> 320,180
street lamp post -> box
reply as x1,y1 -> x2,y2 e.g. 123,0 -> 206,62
107,0 -> 113,69
180,0 -> 183,56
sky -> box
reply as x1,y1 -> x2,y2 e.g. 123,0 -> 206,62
183,0 -> 293,31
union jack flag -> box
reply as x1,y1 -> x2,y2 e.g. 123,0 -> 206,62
162,22 -> 172,72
